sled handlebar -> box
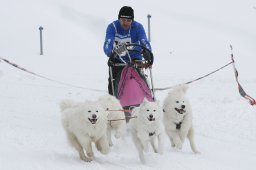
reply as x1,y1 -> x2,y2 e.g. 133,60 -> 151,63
109,43 -> 154,67
110,60 -> 152,69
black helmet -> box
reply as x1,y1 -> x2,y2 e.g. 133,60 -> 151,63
118,6 -> 134,20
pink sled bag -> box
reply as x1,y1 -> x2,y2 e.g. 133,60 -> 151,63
117,66 -> 153,107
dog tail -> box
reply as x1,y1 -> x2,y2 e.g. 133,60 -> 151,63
59,99 -> 76,112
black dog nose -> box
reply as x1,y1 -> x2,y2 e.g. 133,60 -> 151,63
149,114 -> 153,118
92,114 -> 97,119
181,105 -> 185,109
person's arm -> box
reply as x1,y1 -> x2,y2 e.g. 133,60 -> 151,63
103,23 -> 115,57
137,23 -> 152,51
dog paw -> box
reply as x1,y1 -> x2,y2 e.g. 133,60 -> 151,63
87,152 -> 94,158
100,148 -> 110,155
158,149 -> 163,155
193,150 -> 201,154
81,155 -> 93,162
114,133 -> 121,139
158,146 -> 164,154
85,157 -> 93,162
143,146 -> 149,153
175,143 -> 182,150
139,154 -> 146,164
140,159 -> 146,164
108,140 -> 113,147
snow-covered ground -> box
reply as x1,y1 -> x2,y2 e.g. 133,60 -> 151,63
0,0 -> 256,169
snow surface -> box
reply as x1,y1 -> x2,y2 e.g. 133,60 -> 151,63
0,0 -> 256,169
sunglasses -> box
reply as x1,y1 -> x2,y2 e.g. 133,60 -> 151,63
120,18 -> 132,23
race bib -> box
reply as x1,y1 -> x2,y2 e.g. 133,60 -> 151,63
114,33 -> 132,56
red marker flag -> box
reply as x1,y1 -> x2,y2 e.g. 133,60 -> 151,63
230,46 -> 256,106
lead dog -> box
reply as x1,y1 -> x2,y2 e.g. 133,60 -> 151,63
130,98 -> 165,164
98,94 -> 126,146
60,99 -> 109,162
163,84 -> 199,153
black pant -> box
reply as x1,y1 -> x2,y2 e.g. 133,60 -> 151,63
108,65 -> 124,96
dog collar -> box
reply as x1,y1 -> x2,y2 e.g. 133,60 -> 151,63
174,115 -> 185,130
175,122 -> 182,130
149,131 -> 156,136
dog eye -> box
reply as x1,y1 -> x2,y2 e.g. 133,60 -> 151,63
96,110 -> 98,112
176,101 -> 179,103
163,109 -> 165,112
147,109 -> 149,112
153,110 -> 156,112
88,110 -> 91,113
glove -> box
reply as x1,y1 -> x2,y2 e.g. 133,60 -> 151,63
107,57 -> 114,66
142,49 -> 151,61
108,51 -> 116,59
107,51 -> 117,66
142,49 -> 154,66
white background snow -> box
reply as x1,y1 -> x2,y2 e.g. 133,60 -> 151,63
0,0 -> 256,169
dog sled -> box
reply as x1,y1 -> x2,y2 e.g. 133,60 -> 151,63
108,43 -> 155,121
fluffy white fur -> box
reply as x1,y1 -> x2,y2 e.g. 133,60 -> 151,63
130,98 -> 165,164
60,99 -> 109,162
98,94 -> 126,146
163,84 -> 199,153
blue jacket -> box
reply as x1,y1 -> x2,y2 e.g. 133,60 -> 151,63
103,20 -> 151,62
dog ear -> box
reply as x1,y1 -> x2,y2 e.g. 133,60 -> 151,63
59,99 -> 75,111
181,84 -> 189,93
155,100 -> 160,106
168,89 -> 173,95
168,85 -> 180,94
141,97 -> 149,106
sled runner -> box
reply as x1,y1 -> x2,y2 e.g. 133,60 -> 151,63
108,43 -> 155,121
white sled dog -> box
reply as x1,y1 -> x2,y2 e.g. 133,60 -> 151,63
60,99 -> 109,162
163,84 -> 199,153
98,94 -> 126,146
130,98 -> 165,164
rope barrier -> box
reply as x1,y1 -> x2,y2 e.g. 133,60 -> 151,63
2,49 -> 254,107
0,56 -> 107,93
154,61 -> 233,91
